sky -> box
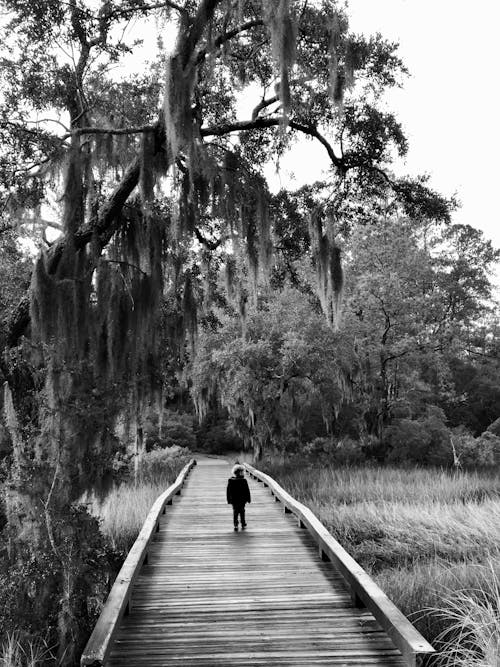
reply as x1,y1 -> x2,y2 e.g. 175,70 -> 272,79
263,0 -> 500,255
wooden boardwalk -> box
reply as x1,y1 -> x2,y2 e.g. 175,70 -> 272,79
106,459 -> 408,666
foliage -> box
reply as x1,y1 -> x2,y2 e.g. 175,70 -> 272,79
343,217 -> 500,442
385,407 -> 452,466
0,507 -> 120,659
196,418 -> 244,454
191,287 -> 358,457
452,427 -> 500,469
146,411 -> 196,451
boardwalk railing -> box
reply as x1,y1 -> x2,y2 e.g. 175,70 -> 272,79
244,462 -> 436,667
80,459 -> 197,667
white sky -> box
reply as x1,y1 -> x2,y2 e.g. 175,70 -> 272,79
266,0 -> 500,256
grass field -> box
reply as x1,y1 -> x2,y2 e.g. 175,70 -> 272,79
262,461 -> 500,665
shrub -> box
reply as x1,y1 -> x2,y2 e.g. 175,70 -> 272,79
386,407 -> 453,466
452,428 -> 500,469
302,437 -> 366,465
486,417 -> 500,437
198,421 -> 244,454
303,437 -> 336,460
146,412 -> 196,451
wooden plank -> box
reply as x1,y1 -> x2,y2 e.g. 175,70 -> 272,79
83,458 -> 434,666
80,459 -> 196,667
100,459 -> 407,666
245,462 -> 435,666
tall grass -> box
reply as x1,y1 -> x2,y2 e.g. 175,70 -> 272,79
264,462 -> 500,505
86,447 -> 191,552
433,561 -> 500,666
0,633 -> 53,667
92,482 -> 174,552
262,460 -> 500,664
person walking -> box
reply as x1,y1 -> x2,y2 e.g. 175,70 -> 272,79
226,463 -> 251,531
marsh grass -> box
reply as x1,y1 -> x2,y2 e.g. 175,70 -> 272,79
0,633 -> 54,667
263,460 -> 500,663
432,562 -> 500,666
85,448 -> 191,552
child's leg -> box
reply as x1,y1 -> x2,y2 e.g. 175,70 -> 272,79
240,506 -> 246,527
232,505 -> 239,527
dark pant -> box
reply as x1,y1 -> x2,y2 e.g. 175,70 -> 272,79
232,504 -> 246,527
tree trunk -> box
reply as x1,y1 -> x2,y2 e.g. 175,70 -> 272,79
253,440 -> 263,462
4,364 -> 112,665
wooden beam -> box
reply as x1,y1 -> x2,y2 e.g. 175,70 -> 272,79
243,463 -> 435,667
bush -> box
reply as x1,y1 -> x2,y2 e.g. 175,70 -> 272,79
452,428 -> 500,469
301,436 -> 366,465
386,407 -> 453,466
146,412 -> 196,451
197,419 -> 244,454
486,417 -> 500,437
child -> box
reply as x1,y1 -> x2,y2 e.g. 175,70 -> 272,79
226,463 -> 251,531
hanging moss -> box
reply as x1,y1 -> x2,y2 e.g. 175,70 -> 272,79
62,138 -> 84,238
263,0 -> 297,121
327,11 -> 344,106
182,273 -> 198,347
309,211 -> 344,329
163,53 -> 196,159
224,255 -> 238,301
256,186 -> 272,281
140,130 -> 156,213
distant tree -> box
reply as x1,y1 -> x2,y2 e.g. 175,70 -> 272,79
191,288 -> 357,459
345,217 -> 499,438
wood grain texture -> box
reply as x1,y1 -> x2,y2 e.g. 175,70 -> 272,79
101,459 -> 410,666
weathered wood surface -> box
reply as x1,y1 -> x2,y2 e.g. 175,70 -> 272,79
102,459 -> 414,666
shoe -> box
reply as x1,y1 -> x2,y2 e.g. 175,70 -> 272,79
234,526 -> 238,531
241,523 -> 247,529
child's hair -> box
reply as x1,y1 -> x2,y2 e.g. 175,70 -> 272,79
232,464 -> 245,477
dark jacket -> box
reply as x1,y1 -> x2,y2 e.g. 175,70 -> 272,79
226,476 -> 251,506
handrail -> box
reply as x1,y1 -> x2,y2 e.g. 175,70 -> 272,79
244,462 -> 435,667
80,458 -> 197,667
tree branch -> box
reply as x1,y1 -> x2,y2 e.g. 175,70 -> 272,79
252,95 -> 279,120
105,0 -> 186,21
201,117 -> 345,171
196,19 -> 264,65
194,227 -> 225,251
75,125 -> 155,137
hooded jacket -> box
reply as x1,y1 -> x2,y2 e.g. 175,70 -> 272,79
226,472 -> 251,506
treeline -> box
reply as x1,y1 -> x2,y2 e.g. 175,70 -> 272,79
191,215 -> 500,467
